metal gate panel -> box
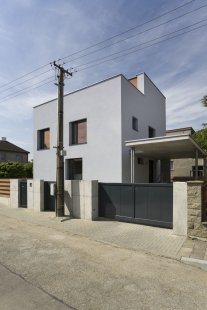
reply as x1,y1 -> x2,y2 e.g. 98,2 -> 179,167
19,181 -> 27,208
134,184 -> 173,228
98,184 -> 117,218
99,183 -> 173,229
115,185 -> 134,222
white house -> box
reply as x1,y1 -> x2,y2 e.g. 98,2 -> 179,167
33,72 -> 166,183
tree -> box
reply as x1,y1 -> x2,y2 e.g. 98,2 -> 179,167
193,126 -> 207,152
201,95 -> 207,107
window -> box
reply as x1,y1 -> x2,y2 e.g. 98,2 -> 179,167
132,117 -> 138,131
16,154 -> 23,162
148,126 -> 155,138
0,152 -> 6,161
137,157 -> 144,165
37,128 -> 50,150
68,158 -> 82,180
170,161 -> 174,171
192,166 -> 204,177
70,119 -> 87,145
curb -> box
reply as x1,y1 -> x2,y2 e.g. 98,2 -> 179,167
181,256 -> 207,269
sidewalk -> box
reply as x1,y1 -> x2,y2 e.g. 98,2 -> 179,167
0,206 -> 207,269
178,237 -> 207,271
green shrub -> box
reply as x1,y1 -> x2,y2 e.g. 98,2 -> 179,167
0,161 -> 33,178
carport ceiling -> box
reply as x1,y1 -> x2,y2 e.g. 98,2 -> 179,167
125,135 -> 206,159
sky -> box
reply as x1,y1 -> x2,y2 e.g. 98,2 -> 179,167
0,0 -> 206,158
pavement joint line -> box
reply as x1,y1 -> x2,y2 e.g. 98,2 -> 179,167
0,260 -> 78,310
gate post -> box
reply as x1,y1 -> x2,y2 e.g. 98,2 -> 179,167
173,182 -> 187,236
10,179 -> 20,208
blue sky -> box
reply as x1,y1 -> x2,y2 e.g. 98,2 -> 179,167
0,0 -> 206,158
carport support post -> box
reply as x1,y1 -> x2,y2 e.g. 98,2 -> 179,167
195,150 -> 198,180
131,147 -> 135,183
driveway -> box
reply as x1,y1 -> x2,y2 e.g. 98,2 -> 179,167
0,207 -> 207,310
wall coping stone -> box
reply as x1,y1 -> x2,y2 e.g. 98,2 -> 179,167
187,181 -> 204,184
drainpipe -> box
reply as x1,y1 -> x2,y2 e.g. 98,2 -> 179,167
204,157 -> 207,178
131,147 -> 135,183
195,150 -> 198,180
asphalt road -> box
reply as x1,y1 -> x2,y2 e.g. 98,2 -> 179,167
0,209 -> 207,310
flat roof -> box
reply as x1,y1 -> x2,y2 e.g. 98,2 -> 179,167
125,135 -> 206,159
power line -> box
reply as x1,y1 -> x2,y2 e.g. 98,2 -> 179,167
60,0 -> 196,62
0,68 -> 53,95
0,77 -> 55,104
64,3 -> 207,66
1,17 -> 206,103
76,20 -> 207,72
0,63 -> 50,89
0,0 -> 195,91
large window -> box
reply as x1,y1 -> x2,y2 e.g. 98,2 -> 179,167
68,158 -> 82,180
37,128 -> 50,150
70,119 -> 87,145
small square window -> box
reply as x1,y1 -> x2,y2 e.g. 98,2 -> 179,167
132,117 -> 138,131
37,128 -> 50,150
137,157 -> 144,165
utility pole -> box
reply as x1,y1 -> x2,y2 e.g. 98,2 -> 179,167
53,61 -> 72,217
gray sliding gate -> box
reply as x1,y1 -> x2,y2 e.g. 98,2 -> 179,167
99,183 -> 173,228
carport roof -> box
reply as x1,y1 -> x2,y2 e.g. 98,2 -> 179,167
125,134 -> 206,159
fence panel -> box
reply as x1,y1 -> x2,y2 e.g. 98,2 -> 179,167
0,179 -> 10,197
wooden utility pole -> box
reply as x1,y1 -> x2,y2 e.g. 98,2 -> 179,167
53,61 -> 72,217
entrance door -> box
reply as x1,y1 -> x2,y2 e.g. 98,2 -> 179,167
19,181 -> 27,208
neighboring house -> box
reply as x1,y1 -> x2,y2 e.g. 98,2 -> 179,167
166,127 -> 204,180
33,72 -> 166,183
0,137 -> 29,163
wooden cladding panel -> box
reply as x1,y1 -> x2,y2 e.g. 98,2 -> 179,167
0,179 -> 10,197
128,77 -> 137,88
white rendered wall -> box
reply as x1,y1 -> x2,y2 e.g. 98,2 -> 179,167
34,76 -> 122,182
121,74 -> 166,183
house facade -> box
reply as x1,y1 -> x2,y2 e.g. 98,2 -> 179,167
33,72 -> 166,183
0,137 -> 29,163
166,127 -> 204,180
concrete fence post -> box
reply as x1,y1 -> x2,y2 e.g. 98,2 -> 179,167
173,182 -> 187,236
64,180 -> 98,220
10,179 -> 20,208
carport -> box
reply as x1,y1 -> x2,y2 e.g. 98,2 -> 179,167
125,134 -> 207,183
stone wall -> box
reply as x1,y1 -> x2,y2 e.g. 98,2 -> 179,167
187,181 -> 207,238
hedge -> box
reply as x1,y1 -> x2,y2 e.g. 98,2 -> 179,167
0,162 -> 33,178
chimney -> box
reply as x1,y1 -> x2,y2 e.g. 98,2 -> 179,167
1,137 -> 6,141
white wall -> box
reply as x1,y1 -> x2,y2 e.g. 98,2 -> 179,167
121,73 -> 166,183
34,76 -> 122,182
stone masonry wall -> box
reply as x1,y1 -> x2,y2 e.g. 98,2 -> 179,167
187,181 -> 207,238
